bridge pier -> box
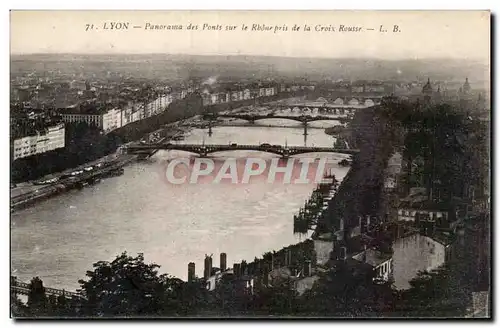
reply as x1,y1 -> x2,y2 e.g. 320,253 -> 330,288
281,149 -> 290,159
303,122 -> 308,136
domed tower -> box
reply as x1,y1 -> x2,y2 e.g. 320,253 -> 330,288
422,78 -> 433,104
459,77 -> 473,106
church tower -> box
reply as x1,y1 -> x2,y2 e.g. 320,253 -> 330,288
459,77 -> 473,109
462,77 -> 471,95
422,78 -> 433,104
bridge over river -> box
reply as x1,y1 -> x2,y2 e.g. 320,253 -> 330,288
124,143 -> 359,158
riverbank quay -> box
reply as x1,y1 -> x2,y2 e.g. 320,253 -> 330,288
313,105 -> 396,235
11,90 -> 307,184
182,173 -> 348,296
10,155 -> 137,212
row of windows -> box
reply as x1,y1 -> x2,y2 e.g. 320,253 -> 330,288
14,141 -> 64,152
13,142 -> 65,159
378,260 -> 392,277
14,135 -> 64,148
400,210 -> 443,218
64,115 -> 100,122
14,145 -> 36,151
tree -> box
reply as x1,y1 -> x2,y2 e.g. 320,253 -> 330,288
298,264 -> 396,317
77,252 -> 176,317
256,280 -> 298,315
11,291 -> 28,318
396,266 -> 471,318
27,277 -> 48,317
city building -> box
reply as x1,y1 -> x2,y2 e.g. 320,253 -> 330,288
351,81 -> 364,93
98,89 -> 173,128
12,123 -> 65,160
258,84 -> 277,97
352,248 -> 393,282
101,107 -> 123,133
60,103 -> 124,133
201,93 -> 212,106
384,152 -> 403,193
60,106 -> 102,127
397,198 -> 450,223
392,232 -> 454,290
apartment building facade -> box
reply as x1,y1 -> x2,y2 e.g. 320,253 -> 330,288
12,123 -> 65,160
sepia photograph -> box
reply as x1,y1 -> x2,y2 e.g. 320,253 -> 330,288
9,10 -> 491,319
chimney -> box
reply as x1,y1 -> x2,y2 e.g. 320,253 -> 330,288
241,261 -> 247,276
204,255 -> 212,280
285,249 -> 292,267
255,259 -> 261,276
220,253 -> 227,272
262,264 -> 269,286
188,262 -> 196,282
247,262 -> 253,276
340,246 -> 347,261
304,260 -> 312,277
233,263 -> 241,278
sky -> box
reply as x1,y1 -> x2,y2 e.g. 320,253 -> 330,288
10,10 -> 490,62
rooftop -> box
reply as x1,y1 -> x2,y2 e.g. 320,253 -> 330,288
59,102 -> 116,115
326,258 -> 375,277
427,231 -> 455,247
352,248 -> 392,268
399,199 -> 452,212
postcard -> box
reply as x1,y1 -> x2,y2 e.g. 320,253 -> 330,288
10,10 -> 490,319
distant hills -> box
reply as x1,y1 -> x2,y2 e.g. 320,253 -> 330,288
11,53 -> 489,87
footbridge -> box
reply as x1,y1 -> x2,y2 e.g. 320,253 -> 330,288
124,143 -> 359,158
11,279 -> 86,300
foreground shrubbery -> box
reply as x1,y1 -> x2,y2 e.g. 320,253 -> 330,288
12,250 -> 474,318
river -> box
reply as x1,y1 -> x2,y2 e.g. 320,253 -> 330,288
11,122 -> 353,290
11,119 -> 458,293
